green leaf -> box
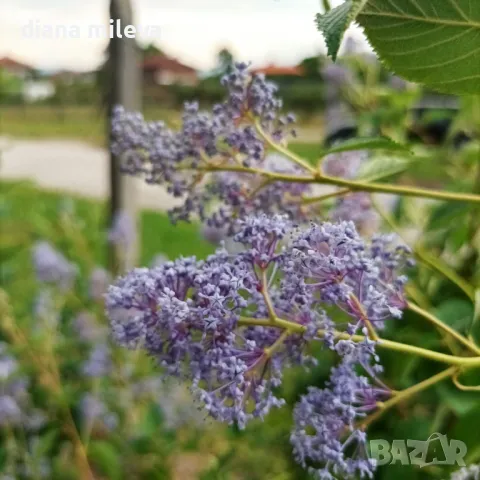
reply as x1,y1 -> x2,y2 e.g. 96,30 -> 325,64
356,152 -> 414,181
321,136 -> 409,157
469,289 -> 480,336
88,441 -> 123,480
428,202 -> 471,230
315,0 -> 368,60
435,299 -> 473,333
358,0 -> 480,95
437,383 -> 480,416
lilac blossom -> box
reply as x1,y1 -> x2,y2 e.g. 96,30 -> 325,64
111,63 -> 312,232
89,267 -> 111,301
108,211 -> 136,249
32,241 -> 77,290
82,343 -> 112,378
0,344 -> 33,428
80,394 -> 118,432
287,221 -> 410,330
291,341 -> 388,479
322,150 -> 368,179
0,395 -> 23,427
107,215 -> 411,434
330,192 -> 380,235
72,311 -> 106,342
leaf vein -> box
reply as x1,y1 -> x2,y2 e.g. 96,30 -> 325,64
370,24 -> 446,41
360,10 -> 480,28
446,0 -> 471,22
383,27 -> 473,53
406,0 -> 428,18
398,43 -> 480,71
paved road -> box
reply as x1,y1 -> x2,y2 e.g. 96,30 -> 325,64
0,137 -> 182,211
0,135 -> 337,212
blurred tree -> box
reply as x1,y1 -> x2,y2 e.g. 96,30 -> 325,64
141,42 -> 164,58
217,48 -> 234,74
298,55 -> 324,79
0,69 -> 23,104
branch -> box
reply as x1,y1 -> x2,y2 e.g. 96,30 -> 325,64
408,302 -> 480,356
237,316 -> 480,367
360,366 -> 458,429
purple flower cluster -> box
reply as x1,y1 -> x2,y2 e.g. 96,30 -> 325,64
0,343 -> 40,430
291,340 -> 388,479
32,241 -> 77,290
111,63 -> 313,232
330,192 -> 378,230
107,215 -> 411,440
79,393 -> 118,432
322,150 -> 368,179
286,221 -> 410,331
89,267 -> 112,301
108,211 -> 136,250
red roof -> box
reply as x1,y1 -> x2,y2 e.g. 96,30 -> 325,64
252,64 -> 304,76
142,55 -> 196,75
0,56 -> 33,71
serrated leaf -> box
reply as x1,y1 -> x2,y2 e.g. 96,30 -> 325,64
316,0 -> 368,60
358,0 -> 480,95
320,136 -> 409,157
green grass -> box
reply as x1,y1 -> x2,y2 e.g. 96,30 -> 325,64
0,106 -> 323,151
0,106 -> 181,145
1,180 -> 215,270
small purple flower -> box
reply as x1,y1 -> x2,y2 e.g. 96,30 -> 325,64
110,63 -> 305,231
89,267 -> 111,301
291,342 -> 388,479
72,311 -> 106,342
200,222 -> 229,246
32,241 -> 77,290
106,215 -> 410,441
322,150 -> 368,179
331,192 -> 380,235
80,394 -> 118,431
82,344 -> 112,378
108,211 -> 136,249
0,395 -> 22,427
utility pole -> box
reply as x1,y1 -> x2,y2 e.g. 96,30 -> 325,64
107,0 -> 141,271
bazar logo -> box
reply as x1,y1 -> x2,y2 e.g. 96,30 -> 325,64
369,433 -> 467,467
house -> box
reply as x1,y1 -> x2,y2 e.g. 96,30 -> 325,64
251,64 -> 304,77
142,55 -> 198,86
0,56 -> 34,80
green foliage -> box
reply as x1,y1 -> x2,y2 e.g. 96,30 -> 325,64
317,0 -> 480,95
358,0 -> 480,95
315,0 -> 368,60
0,68 -> 23,103
320,135 -> 409,156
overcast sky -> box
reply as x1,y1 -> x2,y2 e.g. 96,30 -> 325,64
0,0 -> 366,72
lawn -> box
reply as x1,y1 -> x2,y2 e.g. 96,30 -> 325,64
0,105 -> 182,145
1,180 -> 215,268
0,179 -> 322,480
0,105 -> 324,149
